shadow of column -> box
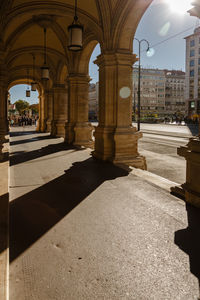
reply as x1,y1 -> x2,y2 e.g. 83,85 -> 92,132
9,158 -> 129,262
175,204 -> 200,299
0,193 -> 9,254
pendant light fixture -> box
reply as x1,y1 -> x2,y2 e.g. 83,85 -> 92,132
68,0 -> 83,51
31,54 -> 37,91
41,27 -> 49,80
26,69 -> 30,97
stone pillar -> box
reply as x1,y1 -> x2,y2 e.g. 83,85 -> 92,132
177,138 -> 200,208
65,74 -> 93,147
92,51 -> 146,169
52,84 -> 68,138
45,89 -> 55,134
36,94 -> 42,132
39,88 -> 49,132
0,60 -> 8,161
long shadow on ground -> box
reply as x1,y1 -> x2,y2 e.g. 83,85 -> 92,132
0,193 -> 9,255
9,157 -> 129,262
9,130 -> 37,137
10,134 -> 54,146
9,142 -> 77,166
175,204 -> 200,298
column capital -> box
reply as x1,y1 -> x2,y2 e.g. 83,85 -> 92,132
52,83 -> 68,93
94,51 -> 138,67
67,73 -> 91,84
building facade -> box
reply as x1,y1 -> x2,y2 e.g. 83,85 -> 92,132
133,68 -> 185,119
164,70 -> 185,117
89,82 -> 99,120
185,26 -> 200,117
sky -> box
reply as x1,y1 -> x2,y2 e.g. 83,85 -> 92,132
9,0 -> 198,102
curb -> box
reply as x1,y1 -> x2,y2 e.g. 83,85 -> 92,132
141,129 -> 193,139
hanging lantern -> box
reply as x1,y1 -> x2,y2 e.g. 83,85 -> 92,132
26,89 -> 30,97
68,0 -> 83,51
31,82 -> 37,91
41,28 -> 50,80
41,65 -> 49,80
26,69 -> 31,97
31,54 -> 37,91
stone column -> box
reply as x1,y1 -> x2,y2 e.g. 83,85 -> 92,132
177,138 -> 200,208
40,88 -> 50,132
45,88 -> 54,134
65,74 -> 93,147
93,51 -> 146,169
36,94 -> 42,132
0,60 -> 8,161
53,84 -> 68,138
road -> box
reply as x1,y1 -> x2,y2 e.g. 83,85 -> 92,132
139,133 -> 187,184
91,122 -> 193,184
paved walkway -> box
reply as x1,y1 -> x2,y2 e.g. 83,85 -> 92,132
9,127 -> 200,300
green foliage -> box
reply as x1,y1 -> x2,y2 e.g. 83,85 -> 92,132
29,103 -> 39,114
14,100 -> 30,114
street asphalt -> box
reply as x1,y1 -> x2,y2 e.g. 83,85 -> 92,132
9,126 -> 200,300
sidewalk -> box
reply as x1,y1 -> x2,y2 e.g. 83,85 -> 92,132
0,137 -> 9,300
9,127 -> 200,300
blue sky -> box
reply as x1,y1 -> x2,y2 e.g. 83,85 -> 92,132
89,0 -> 198,82
10,0 -> 198,102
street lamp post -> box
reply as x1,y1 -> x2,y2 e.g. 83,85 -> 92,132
134,38 -> 150,131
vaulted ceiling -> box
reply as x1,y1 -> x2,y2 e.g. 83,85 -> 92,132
0,0 -> 152,87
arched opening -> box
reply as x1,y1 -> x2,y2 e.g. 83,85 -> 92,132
8,84 -> 40,129
88,43 -> 100,123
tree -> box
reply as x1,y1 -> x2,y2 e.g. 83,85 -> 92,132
29,103 -> 39,114
14,100 -> 30,114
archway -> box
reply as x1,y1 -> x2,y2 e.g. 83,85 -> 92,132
8,84 -> 39,128
88,43 -> 100,122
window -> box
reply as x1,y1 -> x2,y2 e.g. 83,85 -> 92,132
190,70 -> 194,77
189,101 -> 195,108
190,60 -> 194,67
190,40 -> 195,47
190,49 -> 195,57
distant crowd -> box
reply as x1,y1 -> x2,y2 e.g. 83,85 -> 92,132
9,116 -> 39,127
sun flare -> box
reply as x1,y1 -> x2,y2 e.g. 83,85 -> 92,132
165,0 -> 192,15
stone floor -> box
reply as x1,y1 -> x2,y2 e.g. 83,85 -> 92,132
6,127 -> 200,299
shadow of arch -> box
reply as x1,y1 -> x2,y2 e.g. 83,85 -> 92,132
9,157 -> 129,262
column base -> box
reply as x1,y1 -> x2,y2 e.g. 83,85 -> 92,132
183,183 -> 200,208
46,119 -> 57,136
73,122 -> 94,148
65,122 -> 75,144
40,119 -> 47,132
0,135 -> 9,162
65,122 -> 94,148
55,120 -> 66,138
93,126 -> 147,170
177,137 -> 200,208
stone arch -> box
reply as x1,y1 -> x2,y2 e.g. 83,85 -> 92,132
4,4 -> 103,47
112,0 -> 153,51
77,40 -> 100,74
57,63 -> 69,85
8,79 -> 43,99
5,18 -> 67,56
